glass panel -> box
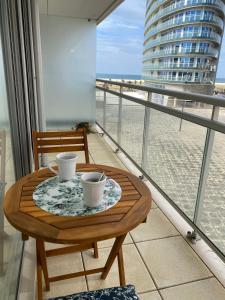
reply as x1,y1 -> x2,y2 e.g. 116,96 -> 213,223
218,107 -> 225,124
199,132 -> 225,254
120,101 -> 145,165
0,32 -> 23,299
122,88 -> 148,101
142,109 -> 207,219
40,15 -> 96,129
105,93 -> 119,142
96,90 -> 104,128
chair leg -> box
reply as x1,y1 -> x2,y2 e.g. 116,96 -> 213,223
21,233 -> 29,241
93,242 -> 98,258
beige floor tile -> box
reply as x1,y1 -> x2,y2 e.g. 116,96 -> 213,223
137,236 -> 211,289
131,209 -> 179,242
98,233 -> 133,248
88,139 -> 112,150
45,242 -> 75,251
43,277 -> 87,299
83,244 -> 156,293
98,160 -> 127,170
139,291 -> 162,300
87,133 -> 101,142
152,201 -> 157,209
47,252 -> 84,277
43,252 -> 87,298
161,278 -> 225,300
89,150 -> 118,164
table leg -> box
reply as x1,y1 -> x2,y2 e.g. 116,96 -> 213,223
101,234 -> 126,284
36,240 -> 50,297
117,248 -> 125,286
93,242 -> 99,258
36,248 -> 43,300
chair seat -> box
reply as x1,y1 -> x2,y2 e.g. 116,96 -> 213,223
48,285 -> 139,299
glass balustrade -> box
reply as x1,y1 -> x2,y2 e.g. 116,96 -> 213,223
199,132 -> 225,254
143,47 -> 218,60
96,79 -> 225,259
142,75 -> 213,83
145,15 -> 223,39
143,62 -> 215,70
144,31 -> 221,50
142,108 -> 207,220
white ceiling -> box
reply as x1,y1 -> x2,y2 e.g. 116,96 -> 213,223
38,0 -> 124,24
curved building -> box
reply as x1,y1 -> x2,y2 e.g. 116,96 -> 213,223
143,0 -> 225,94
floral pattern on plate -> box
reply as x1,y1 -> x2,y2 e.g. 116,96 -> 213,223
33,172 -> 121,217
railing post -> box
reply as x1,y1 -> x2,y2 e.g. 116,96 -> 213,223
141,92 -> 152,169
103,83 -> 107,129
179,100 -> 186,131
190,105 -> 219,240
117,86 -> 122,145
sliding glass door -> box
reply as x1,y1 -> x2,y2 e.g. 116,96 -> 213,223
0,31 -> 23,300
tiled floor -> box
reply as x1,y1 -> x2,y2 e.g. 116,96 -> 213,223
21,132 -> 225,300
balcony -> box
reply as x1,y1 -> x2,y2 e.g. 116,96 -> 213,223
146,0 -> 225,21
1,0 -> 225,299
143,47 -> 218,61
141,74 -> 213,83
144,31 -> 221,51
145,15 -> 224,40
143,62 -> 216,71
145,0 -> 225,29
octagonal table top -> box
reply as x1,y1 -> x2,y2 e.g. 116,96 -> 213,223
4,164 -> 152,244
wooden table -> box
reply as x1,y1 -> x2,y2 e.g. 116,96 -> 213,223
4,164 -> 152,299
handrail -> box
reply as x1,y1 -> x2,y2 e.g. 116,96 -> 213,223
96,84 -> 225,134
96,79 -> 225,107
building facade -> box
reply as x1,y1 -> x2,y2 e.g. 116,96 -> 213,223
143,0 -> 225,94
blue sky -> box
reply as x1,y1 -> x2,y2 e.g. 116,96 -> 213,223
96,0 -> 225,78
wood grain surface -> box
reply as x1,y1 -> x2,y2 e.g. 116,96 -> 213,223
4,164 -> 152,244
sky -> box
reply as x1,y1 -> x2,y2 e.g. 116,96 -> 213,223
96,0 -> 225,78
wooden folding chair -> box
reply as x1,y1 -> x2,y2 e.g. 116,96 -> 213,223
28,129 -> 98,258
32,128 -> 89,170
0,129 -> 6,275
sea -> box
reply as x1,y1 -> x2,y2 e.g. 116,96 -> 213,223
96,73 -> 225,83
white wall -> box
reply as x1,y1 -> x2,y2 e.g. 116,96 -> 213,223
40,15 -> 96,127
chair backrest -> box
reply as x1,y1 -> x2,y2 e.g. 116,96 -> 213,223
32,129 -> 89,170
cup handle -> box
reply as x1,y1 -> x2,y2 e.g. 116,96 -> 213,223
47,160 -> 58,175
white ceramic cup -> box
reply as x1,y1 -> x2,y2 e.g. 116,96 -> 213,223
81,172 -> 106,207
48,152 -> 78,181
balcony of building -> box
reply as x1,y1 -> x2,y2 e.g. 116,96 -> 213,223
1,1 -> 225,300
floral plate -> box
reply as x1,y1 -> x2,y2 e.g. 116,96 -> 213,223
33,172 -> 121,217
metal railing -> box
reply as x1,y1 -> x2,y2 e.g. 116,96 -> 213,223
142,74 -> 214,83
146,0 -> 225,29
143,61 -> 216,70
146,0 -> 225,20
96,78 -> 225,261
143,47 -> 218,60
145,15 -> 223,39
144,31 -> 221,50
